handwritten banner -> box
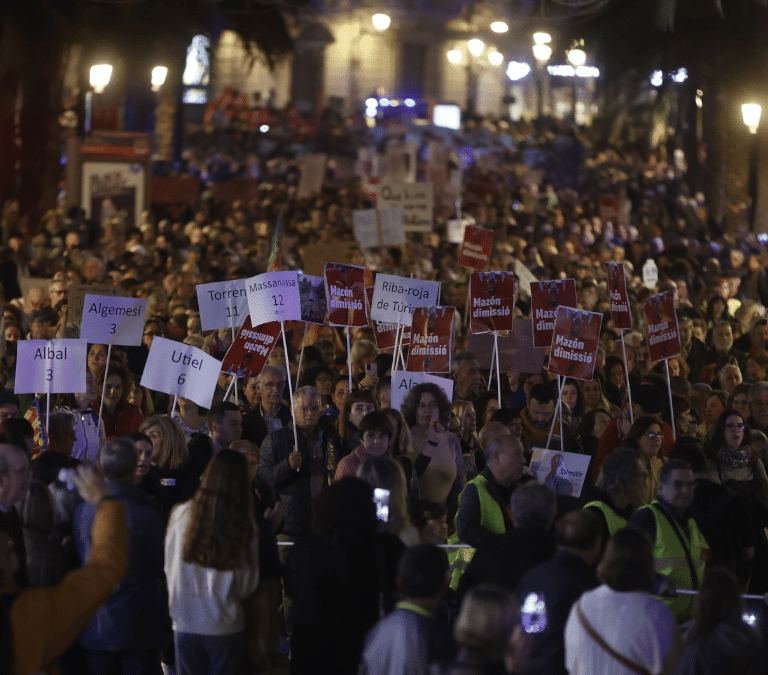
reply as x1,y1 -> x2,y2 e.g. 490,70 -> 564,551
377,181 -> 433,233
67,283 -> 121,325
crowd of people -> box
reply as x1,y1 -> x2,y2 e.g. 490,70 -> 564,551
3,111 -> 768,675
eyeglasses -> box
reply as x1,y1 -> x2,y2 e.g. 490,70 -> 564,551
643,432 -> 662,440
726,423 -> 746,431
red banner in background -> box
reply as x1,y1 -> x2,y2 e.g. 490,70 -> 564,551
406,307 -> 455,373
324,263 -> 367,327
459,225 -> 494,270
221,318 -> 281,379
605,262 -> 632,330
530,279 -> 578,348
469,271 -> 517,334
644,291 -> 681,362
547,307 -> 602,381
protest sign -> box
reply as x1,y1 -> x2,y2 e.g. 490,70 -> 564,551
246,271 -> 302,326
468,320 -> 546,374
67,283 -> 121,325
529,448 -> 591,498
140,337 -> 221,409
370,274 -> 441,327
644,291 -> 681,362
458,225 -> 494,271
513,260 -> 538,299
598,194 -> 620,223
547,307 -> 603,381
221,319 -> 281,378
352,207 -> 405,248
80,295 -> 147,346
366,287 -> 411,351
15,340 -> 87,394
324,263 -> 367,327
296,153 -> 326,200
377,181 -> 433,233
383,142 -> 417,183
406,307 -> 455,373
196,279 -> 249,331
298,274 -> 327,325
469,272 -> 517,334
390,371 -> 454,412
530,279 -> 578,348
604,262 -> 632,330
446,218 -> 474,244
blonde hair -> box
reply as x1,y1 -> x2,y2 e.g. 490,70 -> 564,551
454,584 -> 521,659
140,415 -> 188,470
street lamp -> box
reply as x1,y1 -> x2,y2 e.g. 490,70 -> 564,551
151,66 -> 168,92
447,48 -> 463,65
467,39 -> 485,57
743,102 -> 762,229
491,21 -> 509,33
487,50 -> 504,67
566,41 -> 587,119
532,33 -> 552,118
89,64 -> 113,93
372,13 -> 391,31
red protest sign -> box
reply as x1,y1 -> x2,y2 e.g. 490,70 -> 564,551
599,194 -> 620,223
366,287 -> 410,352
459,225 -> 494,271
644,291 -> 681,362
605,262 -> 632,329
469,271 -> 517,334
548,307 -> 603,381
530,279 -> 578,348
221,318 -> 281,378
324,263 -> 367,327
406,307 -> 455,373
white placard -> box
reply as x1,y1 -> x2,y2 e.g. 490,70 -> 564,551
352,207 -> 406,249
391,371 -> 454,413
246,271 -> 302,326
15,340 -> 87,394
643,259 -> 659,289
529,448 -> 591,498
447,218 -> 473,244
196,279 -> 249,331
140,337 -> 220,409
513,259 -> 539,299
296,153 -> 327,200
80,295 -> 147,346
370,274 -> 441,326
378,181 -> 433,233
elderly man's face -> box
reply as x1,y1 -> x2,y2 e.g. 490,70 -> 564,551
456,359 -> 482,395
712,325 -> 733,353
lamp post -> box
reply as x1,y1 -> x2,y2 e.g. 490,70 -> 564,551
743,102 -> 762,229
566,40 -> 586,121
532,32 -> 551,119
446,40 -> 502,117
350,13 -> 391,112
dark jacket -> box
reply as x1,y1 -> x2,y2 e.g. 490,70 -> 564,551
326,428 -> 361,480
516,549 -> 599,675
459,526 -> 556,597
242,404 -> 293,448
257,424 -> 331,537
73,481 -> 169,652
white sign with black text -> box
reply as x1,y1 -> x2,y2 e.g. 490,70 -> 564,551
246,271 -> 302,326
80,294 -> 147,345
140,337 -> 221,409
391,371 -> 454,413
15,340 -> 87,394
370,274 -> 441,326
196,279 -> 249,331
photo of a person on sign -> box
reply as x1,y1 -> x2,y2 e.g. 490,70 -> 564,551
548,281 -> 560,307
543,453 -> 572,495
236,352 -> 253,378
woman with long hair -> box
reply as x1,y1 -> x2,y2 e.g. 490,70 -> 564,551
698,391 -> 728,441
581,375 -> 620,417
402,382 -> 465,508
165,450 -> 260,675
560,378 -> 586,429
677,568 -> 768,674
327,389 -> 376,477
624,416 -> 666,505
94,363 -> 144,439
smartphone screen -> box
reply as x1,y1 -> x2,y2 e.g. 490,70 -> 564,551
521,592 -> 547,634
373,488 -> 390,523
366,362 -> 378,379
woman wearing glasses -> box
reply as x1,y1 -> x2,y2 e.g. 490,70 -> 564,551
402,383 -> 465,508
624,417 -> 666,505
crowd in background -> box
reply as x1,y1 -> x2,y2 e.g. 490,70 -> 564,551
3,111 -> 768,675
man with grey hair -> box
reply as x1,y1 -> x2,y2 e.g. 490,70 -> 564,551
585,447 -> 647,542
451,351 -> 483,401
73,438 -> 168,674
748,381 -> 768,434
243,364 -> 292,447
459,482 -> 557,595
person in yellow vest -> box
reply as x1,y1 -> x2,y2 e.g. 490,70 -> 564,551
584,447 -> 648,543
627,458 -> 710,623
448,436 -> 526,589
